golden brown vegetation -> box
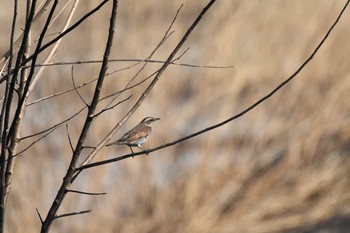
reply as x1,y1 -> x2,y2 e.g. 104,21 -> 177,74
1,1 -> 350,232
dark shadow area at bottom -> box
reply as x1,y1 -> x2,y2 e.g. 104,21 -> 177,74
284,214 -> 350,233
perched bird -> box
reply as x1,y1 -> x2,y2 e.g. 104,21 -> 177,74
106,117 -> 160,154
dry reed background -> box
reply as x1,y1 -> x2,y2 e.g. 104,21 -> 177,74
1,0 -> 350,232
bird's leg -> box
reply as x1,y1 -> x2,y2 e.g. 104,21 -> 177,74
128,146 -> 134,157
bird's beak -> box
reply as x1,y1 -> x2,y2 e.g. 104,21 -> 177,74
154,117 -> 160,121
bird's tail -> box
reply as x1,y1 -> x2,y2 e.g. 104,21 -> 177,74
106,141 -> 123,146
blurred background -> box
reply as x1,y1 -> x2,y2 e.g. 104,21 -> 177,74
1,0 -> 350,232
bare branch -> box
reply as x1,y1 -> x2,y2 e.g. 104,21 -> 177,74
54,210 -> 91,220
0,58 -> 234,84
21,58 -> 234,70
66,189 -> 106,196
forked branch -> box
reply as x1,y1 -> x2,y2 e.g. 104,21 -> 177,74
54,210 -> 92,219
77,0 -> 350,171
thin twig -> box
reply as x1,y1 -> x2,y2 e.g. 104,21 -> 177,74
82,146 -> 96,150
105,61 -> 142,76
26,78 -> 96,106
36,208 -> 44,224
18,58 -> 234,70
71,65 -> 88,106
20,106 -> 86,141
77,0 -> 350,171
25,59 -> 231,108
54,210 -> 91,219
172,47 -> 190,63
48,0 -> 75,28
101,69 -> 160,102
32,0 -> 75,44
92,95 -> 132,118
66,124 -> 74,152
165,4 -> 183,37
0,58 -> 9,78
14,127 -> 58,157
66,189 -> 106,196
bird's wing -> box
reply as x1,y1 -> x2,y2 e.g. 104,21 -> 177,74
117,126 -> 150,142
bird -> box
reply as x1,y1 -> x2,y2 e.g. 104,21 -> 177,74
106,117 -> 160,155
